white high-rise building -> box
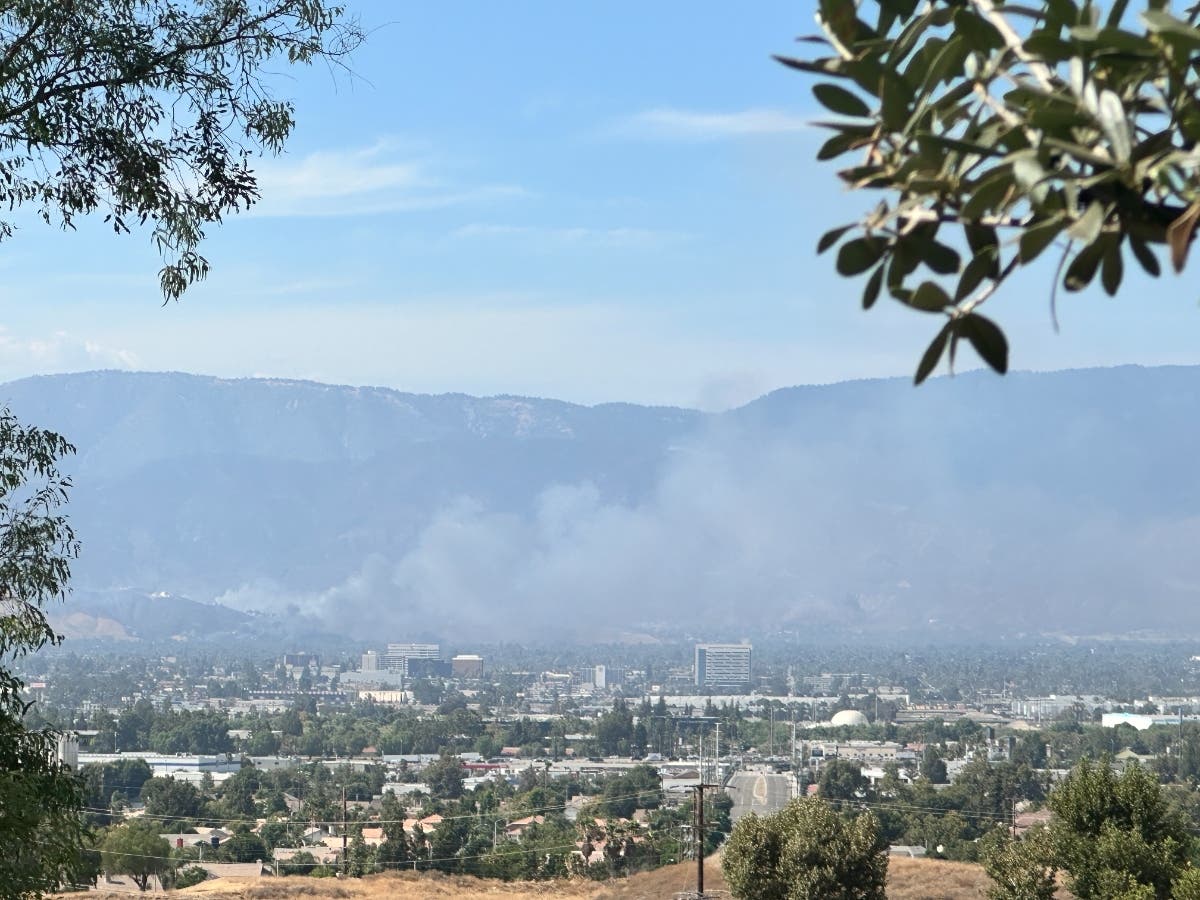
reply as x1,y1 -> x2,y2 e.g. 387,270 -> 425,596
383,643 -> 440,673
694,643 -> 752,688
360,650 -> 379,672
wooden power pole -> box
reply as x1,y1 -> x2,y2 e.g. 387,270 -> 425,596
694,782 -> 715,898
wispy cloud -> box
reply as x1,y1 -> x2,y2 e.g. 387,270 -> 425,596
0,327 -> 138,379
249,141 -> 524,217
619,107 -> 810,140
452,223 -> 690,249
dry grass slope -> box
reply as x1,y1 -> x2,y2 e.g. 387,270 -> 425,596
80,857 -> 996,900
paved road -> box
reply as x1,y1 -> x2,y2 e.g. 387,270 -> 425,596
727,770 -> 793,823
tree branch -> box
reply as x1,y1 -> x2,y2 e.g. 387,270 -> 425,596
969,0 -> 1056,93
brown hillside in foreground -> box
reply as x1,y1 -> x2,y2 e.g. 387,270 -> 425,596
82,856 -> 997,900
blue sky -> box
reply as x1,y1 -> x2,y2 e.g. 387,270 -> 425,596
0,1 -> 1198,408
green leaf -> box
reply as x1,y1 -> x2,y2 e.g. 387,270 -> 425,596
907,280 -> 952,312
953,9 -> 1004,52
880,76 -> 912,131
914,322 -> 952,385
1101,237 -> 1124,296
1090,26 -> 1154,54
817,224 -> 854,255
888,236 -> 921,286
1128,235 -> 1161,277
891,13 -> 939,70
1142,10 -> 1200,48
1024,31 -> 1075,61
964,224 -> 998,258
962,171 -> 1013,219
1096,90 -> 1132,162
1026,103 -> 1094,131
922,241 -> 961,275
1106,0 -> 1132,27
836,237 -> 886,276
1011,153 -> 1046,195
813,83 -> 872,118
1063,240 -> 1107,290
862,264 -> 884,310
1044,0 -> 1080,28
916,133 -> 1005,158
955,248 -> 997,302
918,34 -> 967,91
958,313 -> 1009,374
1019,216 -> 1066,263
1067,201 -> 1105,245
817,129 -> 872,161
819,0 -> 869,46
774,55 -> 848,77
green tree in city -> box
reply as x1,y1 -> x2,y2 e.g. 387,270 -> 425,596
100,821 -> 172,892
424,753 -> 466,800
218,827 -> 268,864
278,850 -> 320,876
722,797 -> 888,900
347,829 -> 377,877
790,0 -> 1200,382
80,759 -> 154,825
174,866 -> 210,889
1048,759 -> 1191,900
922,745 -> 948,784
141,776 -> 204,820
818,757 -> 869,801
980,825 -> 1058,900
980,758 -> 1193,900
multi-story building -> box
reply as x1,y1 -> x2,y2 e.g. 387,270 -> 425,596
694,643 -> 752,688
451,654 -> 484,678
382,643 -> 440,674
360,650 -> 380,672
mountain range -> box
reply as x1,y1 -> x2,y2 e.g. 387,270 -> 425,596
4,366 -> 1197,642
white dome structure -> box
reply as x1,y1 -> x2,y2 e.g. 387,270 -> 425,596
830,709 -> 870,728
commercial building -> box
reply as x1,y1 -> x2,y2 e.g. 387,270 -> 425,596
382,643 -> 440,674
452,654 -> 484,678
694,643 -> 752,688
406,658 -> 451,679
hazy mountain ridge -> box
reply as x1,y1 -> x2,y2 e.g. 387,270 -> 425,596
5,366 -> 1199,640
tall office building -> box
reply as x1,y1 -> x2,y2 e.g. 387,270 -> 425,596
360,650 -> 379,672
451,654 -> 484,678
383,643 -> 440,674
694,643 -> 752,688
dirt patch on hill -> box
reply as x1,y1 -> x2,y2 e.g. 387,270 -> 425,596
80,856 -> 1000,900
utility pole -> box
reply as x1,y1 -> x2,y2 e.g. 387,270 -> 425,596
693,782 -> 715,898
714,723 -> 721,786
342,786 -> 348,875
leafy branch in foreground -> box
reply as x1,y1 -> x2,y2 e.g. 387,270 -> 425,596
785,0 -> 1200,382
0,1 -> 363,300
0,412 -> 86,898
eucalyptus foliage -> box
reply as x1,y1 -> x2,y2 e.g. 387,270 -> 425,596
0,0 -> 361,300
788,0 -> 1200,382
